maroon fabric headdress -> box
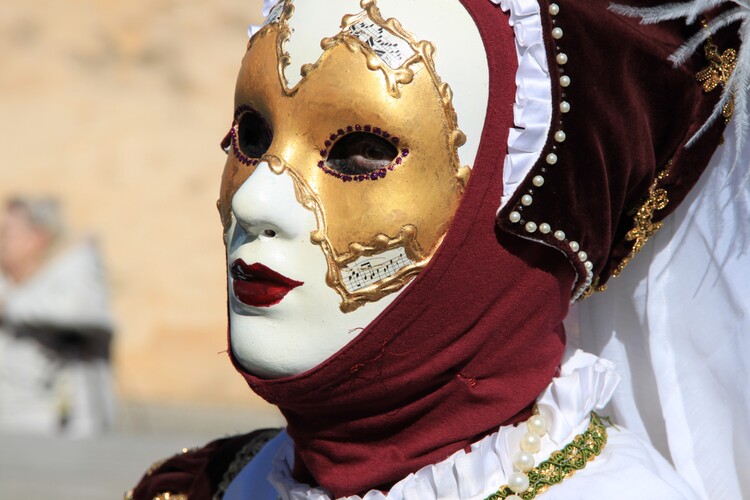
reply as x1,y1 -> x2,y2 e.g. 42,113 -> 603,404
495,0 -> 732,301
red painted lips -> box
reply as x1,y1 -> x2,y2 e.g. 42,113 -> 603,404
231,260 -> 303,307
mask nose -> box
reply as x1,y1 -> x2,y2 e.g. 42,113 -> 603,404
230,162 -> 310,242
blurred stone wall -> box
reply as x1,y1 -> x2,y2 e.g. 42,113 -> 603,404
0,0 -> 268,407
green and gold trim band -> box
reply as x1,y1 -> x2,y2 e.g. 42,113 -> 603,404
485,412 -> 608,500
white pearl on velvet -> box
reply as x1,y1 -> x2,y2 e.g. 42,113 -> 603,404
525,221 -> 538,233
549,3 -> 560,15
509,211 -> 521,223
554,130 -> 567,143
513,451 -> 536,472
508,471 -> 531,494
554,230 -> 565,241
539,223 -> 551,234
578,251 -> 588,262
556,52 -> 568,65
552,27 -> 563,39
546,153 -> 558,165
560,75 -> 571,87
520,431 -> 542,453
506,496 -> 523,500
569,240 -> 580,252
533,175 -> 545,187
560,101 -> 571,113
585,260 -> 594,271
521,195 -> 533,206
528,414 -> 548,436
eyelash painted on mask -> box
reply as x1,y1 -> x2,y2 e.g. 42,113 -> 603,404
317,124 -> 409,182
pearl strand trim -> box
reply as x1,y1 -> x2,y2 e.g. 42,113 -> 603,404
505,2 -> 595,302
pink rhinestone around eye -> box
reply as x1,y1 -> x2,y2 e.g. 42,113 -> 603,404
315,126 -> 410,182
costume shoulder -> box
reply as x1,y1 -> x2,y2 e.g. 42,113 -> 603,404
125,428 -> 281,500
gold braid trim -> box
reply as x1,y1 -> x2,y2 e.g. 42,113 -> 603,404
484,412 -> 608,500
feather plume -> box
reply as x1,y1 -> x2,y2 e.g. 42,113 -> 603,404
610,0 -> 750,191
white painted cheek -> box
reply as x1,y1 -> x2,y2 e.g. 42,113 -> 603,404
228,162 -> 329,377
227,163 -> 398,379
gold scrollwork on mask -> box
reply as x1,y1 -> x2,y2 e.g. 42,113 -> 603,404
274,0 -> 297,95
263,154 -> 432,312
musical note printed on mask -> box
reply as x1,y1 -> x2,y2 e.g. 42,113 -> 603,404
341,247 -> 413,293
347,13 -> 415,69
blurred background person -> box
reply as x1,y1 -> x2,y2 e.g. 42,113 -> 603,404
0,196 -> 115,436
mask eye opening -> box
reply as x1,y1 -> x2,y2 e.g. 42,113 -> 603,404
317,125 -> 409,182
230,105 -> 272,166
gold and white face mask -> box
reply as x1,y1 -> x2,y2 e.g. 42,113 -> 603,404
220,0 -> 471,312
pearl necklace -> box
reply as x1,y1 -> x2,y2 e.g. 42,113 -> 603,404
504,411 -> 548,499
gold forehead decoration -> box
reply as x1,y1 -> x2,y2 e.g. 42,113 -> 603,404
222,0 -> 470,312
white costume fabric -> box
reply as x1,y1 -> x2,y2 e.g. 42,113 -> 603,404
224,351 -> 696,500
488,0 -> 750,494
0,239 -> 115,436
573,118 -> 750,500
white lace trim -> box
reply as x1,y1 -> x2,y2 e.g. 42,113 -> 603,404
491,0 -> 553,211
267,350 -> 620,500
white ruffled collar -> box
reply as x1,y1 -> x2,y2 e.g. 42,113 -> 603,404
268,350 -> 619,500
493,0 -> 553,211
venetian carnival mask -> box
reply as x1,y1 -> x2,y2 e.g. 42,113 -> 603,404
219,0 -> 489,378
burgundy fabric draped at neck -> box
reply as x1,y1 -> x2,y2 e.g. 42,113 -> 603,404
231,1 -> 576,497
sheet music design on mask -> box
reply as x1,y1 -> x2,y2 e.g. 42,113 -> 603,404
347,14 -> 415,69
341,247 -> 413,293
263,1 -> 286,27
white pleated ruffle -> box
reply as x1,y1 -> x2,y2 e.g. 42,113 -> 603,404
267,350 -> 619,500
490,0 -> 553,211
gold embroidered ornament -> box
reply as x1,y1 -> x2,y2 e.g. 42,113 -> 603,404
584,163 -> 672,295
219,0 -> 469,312
696,21 -> 737,123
